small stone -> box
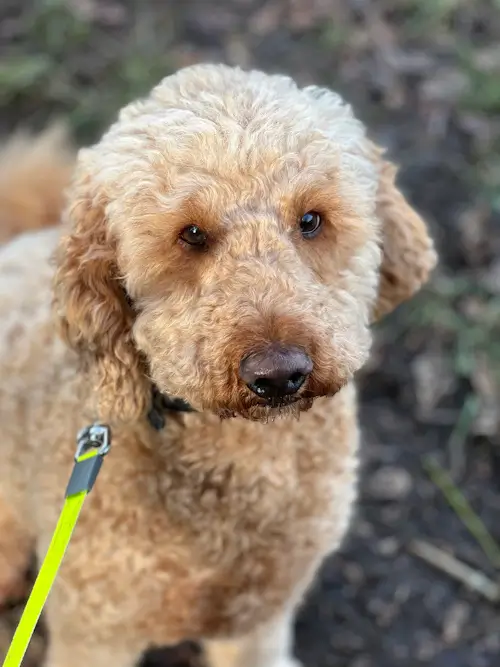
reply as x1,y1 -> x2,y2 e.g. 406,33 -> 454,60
343,561 -> 365,585
442,601 -> 470,644
367,466 -> 413,501
376,537 -> 400,557
353,519 -> 375,539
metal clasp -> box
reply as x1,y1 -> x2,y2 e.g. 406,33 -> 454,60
75,423 -> 111,461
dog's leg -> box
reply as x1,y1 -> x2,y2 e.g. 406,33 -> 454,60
43,640 -> 143,667
43,619 -> 148,667
0,496 -> 32,605
42,586 -> 150,667
204,609 -> 301,667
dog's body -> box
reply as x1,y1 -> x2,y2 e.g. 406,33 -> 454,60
0,231 -> 357,660
0,65 -> 436,667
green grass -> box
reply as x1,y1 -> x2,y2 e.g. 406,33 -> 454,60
401,276 -> 500,387
1,0 -> 175,142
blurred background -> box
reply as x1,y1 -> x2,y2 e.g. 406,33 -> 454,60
1,1 -> 500,666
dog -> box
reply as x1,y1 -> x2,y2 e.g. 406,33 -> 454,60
0,64 -> 436,667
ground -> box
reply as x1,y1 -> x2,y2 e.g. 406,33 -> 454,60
1,1 -> 500,666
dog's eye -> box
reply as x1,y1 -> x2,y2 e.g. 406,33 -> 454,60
180,225 -> 208,247
300,211 -> 322,239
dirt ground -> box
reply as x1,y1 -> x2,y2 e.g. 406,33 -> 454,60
1,1 -> 500,666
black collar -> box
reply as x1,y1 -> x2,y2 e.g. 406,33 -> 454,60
147,385 -> 195,430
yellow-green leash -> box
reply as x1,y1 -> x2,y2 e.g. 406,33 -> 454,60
2,424 -> 111,667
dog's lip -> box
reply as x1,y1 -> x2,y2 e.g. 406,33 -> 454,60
247,383 -> 339,408
249,392 -> 316,411
242,376 -> 320,407
264,386 -> 342,407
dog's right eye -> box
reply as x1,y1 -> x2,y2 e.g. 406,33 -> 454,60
179,225 -> 208,248
300,211 -> 322,239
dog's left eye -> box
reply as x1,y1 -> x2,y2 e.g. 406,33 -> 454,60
180,225 -> 208,247
300,211 -> 322,239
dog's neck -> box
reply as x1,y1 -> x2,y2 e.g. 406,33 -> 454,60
147,385 -> 195,431
124,292 -> 194,429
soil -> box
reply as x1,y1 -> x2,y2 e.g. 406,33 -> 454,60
1,1 -> 500,666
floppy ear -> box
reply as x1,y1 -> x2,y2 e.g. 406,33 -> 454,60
371,143 -> 437,321
53,164 -> 150,422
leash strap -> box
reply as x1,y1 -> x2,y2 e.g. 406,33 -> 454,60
2,424 -> 111,667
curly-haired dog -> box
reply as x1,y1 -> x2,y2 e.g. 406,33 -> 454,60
0,64 -> 436,667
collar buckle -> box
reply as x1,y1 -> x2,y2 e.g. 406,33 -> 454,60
75,423 -> 111,461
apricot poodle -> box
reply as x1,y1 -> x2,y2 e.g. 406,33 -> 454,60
0,64 -> 436,667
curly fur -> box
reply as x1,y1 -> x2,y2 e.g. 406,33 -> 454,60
0,64 -> 436,667
0,123 -> 74,244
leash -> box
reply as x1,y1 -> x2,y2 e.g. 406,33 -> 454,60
2,423 -> 111,667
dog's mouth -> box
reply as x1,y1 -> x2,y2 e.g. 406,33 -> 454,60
215,396 -> 314,421
214,382 -> 344,421
151,369 -> 346,423
152,387 -> 339,424
256,392 -> 303,408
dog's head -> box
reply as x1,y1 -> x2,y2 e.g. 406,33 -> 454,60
53,64 -> 436,422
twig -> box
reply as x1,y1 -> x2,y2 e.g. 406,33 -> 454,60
410,539 -> 500,603
424,455 -> 500,570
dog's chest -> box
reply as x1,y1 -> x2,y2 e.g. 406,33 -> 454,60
146,413 -> 358,639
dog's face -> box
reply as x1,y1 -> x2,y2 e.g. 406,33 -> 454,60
54,65 -> 436,422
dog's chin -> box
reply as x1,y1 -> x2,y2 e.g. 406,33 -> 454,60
215,395 -> 315,422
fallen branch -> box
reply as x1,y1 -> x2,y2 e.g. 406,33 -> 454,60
409,539 -> 500,604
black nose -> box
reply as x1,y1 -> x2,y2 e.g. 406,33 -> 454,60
239,344 -> 313,400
